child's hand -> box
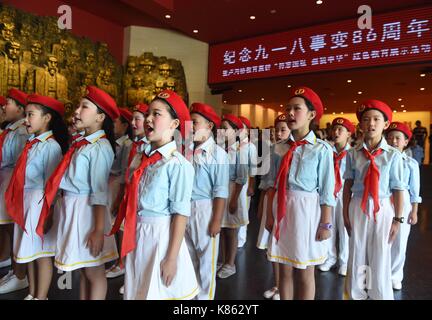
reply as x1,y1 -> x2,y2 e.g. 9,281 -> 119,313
247,186 -> 255,197
208,220 -> 221,237
316,227 -> 331,241
43,213 -> 54,234
408,212 -> 418,225
160,257 -> 177,287
265,210 -> 274,232
343,214 -> 352,237
388,222 -> 400,244
87,230 -> 104,257
228,198 -> 238,215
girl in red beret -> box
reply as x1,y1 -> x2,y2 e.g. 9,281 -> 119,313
319,118 -> 354,276
36,86 -> 120,300
110,90 -> 199,300
257,113 -> 290,300
386,122 -> 421,291
0,88 -> 30,295
105,108 -> 134,281
265,87 -> 335,300
343,100 -> 405,300
4,94 -> 69,300
217,114 -> 249,279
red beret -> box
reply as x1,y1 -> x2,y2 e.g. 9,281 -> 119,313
190,102 -> 221,128
153,90 -> 191,138
274,113 -> 288,126
356,99 -> 392,122
134,103 -> 149,116
238,116 -> 251,129
27,94 -> 65,117
289,86 -> 324,122
331,117 -> 355,134
7,88 -> 28,107
222,114 -> 243,130
387,122 -> 412,140
119,107 -> 133,123
0,96 -> 7,106
84,86 -> 120,121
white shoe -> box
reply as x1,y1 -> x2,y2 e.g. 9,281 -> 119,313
216,262 -> 223,271
272,292 -> 280,300
392,281 -> 402,290
338,265 -> 347,276
0,273 -> 29,294
106,265 -> 125,279
217,265 -> 236,279
0,270 -> 14,285
318,262 -> 334,272
119,285 -> 124,295
23,294 -> 34,300
263,287 -> 278,299
0,258 -> 11,268
33,297 -> 48,300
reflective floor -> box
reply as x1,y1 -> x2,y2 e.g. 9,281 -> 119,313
1,165 -> 431,300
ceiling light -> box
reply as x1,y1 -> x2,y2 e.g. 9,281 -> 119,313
316,0 -> 323,4
249,15 -> 256,20
193,29 -> 198,33
324,107 -> 327,110
358,91 -> 362,95
401,104 -> 405,108
238,89 -> 242,93
403,110 -> 407,113
393,110 -> 397,113
165,14 -> 171,19
398,98 -> 402,101
420,87 -> 425,91
287,84 -> 292,88
353,100 -> 357,103
223,100 -> 227,104
261,98 -> 265,101
270,9 -> 277,14
341,112 -> 344,114
347,80 -> 352,83
332,112 -> 336,115
280,104 -> 283,107
420,73 -> 426,77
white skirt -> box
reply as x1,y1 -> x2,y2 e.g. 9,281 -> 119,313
267,190 -> 327,269
0,168 -> 14,224
124,215 -> 200,300
54,193 -> 118,272
221,181 -> 249,229
256,192 -> 271,250
13,189 -> 56,263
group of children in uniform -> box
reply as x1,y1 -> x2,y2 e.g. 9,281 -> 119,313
0,84 -> 421,300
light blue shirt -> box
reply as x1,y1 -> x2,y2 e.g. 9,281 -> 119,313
239,139 -> 258,177
0,119 -> 29,169
135,140 -> 195,217
268,131 -> 336,207
111,135 -> 133,180
226,141 -> 249,185
59,130 -> 114,206
402,152 -> 422,203
344,138 -> 405,199
190,137 -> 229,201
25,131 -> 62,190
333,143 -> 351,195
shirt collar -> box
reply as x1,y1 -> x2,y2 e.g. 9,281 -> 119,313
145,140 -> 177,160
116,135 -> 129,146
357,137 -> 389,152
194,136 -> 215,154
6,118 -> 26,131
288,130 -> 317,145
333,142 -> 351,153
135,136 -> 149,144
83,130 -> 106,144
29,130 -> 53,143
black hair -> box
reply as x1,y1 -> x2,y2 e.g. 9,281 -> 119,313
96,108 -> 116,153
120,115 -> 133,140
38,106 -> 70,155
297,96 -> 315,112
0,121 -> 10,130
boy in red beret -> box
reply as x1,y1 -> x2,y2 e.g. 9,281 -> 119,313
319,117 -> 355,276
343,100 -> 405,300
386,122 -> 421,290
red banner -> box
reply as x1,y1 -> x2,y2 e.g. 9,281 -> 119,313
208,6 -> 432,84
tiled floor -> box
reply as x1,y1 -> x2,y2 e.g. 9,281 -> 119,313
1,165 -> 431,300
